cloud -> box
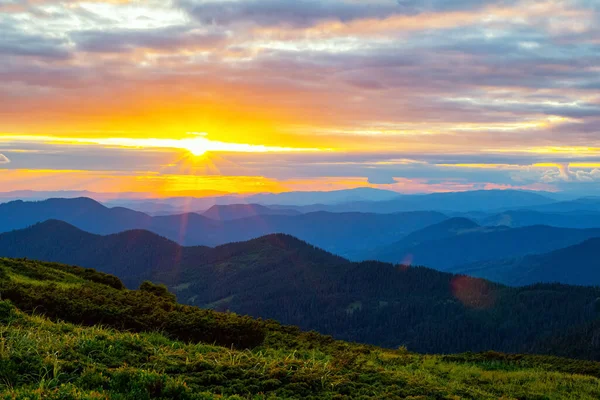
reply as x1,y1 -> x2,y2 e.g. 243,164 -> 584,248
72,26 -> 227,53
180,0 -> 401,27
1,0 -> 600,195
538,164 -> 600,183
0,154 -> 10,164
180,0 -> 519,28
0,20 -> 72,59
367,175 -> 397,185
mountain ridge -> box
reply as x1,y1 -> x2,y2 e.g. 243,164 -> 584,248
5,220 -> 600,358
0,197 -> 447,256
362,223 -> 600,270
202,203 -> 301,220
453,237 -> 600,286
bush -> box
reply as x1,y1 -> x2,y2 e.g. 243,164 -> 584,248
0,300 -> 17,324
139,281 -> 177,303
0,280 -> 266,349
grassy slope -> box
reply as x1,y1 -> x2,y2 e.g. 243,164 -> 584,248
3,258 -> 600,399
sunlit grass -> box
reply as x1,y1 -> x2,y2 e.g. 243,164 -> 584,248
2,302 -> 600,399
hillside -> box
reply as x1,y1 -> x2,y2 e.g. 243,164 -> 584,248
0,220 -> 345,288
453,238 -> 600,286
6,222 -> 600,358
0,198 -> 447,256
481,209 -> 600,229
398,217 -> 481,242
521,197 -> 600,213
0,220 -> 211,286
0,197 -> 154,234
355,217 -> 482,260
4,258 -> 600,398
365,224 -> 600,270
202,204 -> 301,220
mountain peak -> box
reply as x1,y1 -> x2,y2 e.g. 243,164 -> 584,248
216,233 -> 316,251
250,233 -> 317,248
45,197 -> 106,208
211,233 -> 349,267
1,196 -> 105,209
26,219 -> 86,233
0,219 -> 98,247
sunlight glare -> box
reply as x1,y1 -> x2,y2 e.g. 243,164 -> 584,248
0,133 -> 323,155
185,140 -> 207,156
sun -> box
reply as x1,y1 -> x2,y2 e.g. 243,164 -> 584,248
181,132 -> 210,156
186,141 -> 207,156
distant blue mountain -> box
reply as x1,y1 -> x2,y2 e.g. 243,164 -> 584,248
481,209 -> 600,229
281,190 -> 556,213
515,198 -> 600,213
453,238 -> 600,286
202,204 -> 301,220
0,197 -> 446,257
361,222 -> 600,271
100,188 -> 402,211
3,188 -> 561,214
246,187 -> 403,206
0,197 -> 153,234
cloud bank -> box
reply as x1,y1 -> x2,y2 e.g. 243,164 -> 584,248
0,0 -> 599,194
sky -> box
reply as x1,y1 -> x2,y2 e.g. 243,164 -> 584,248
1,0 -> 600,196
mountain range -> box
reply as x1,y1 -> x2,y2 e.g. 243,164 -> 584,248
0,197 -> 446,256
480,209 -> 600,229
101,187 -> 403,212
201,204 -> 301,220
518,197 -> 600,213
2,188 -> 571,214
4,220 -> 600,358
6,197 -> 600,270
361,218 -> 600,270
454,238 -> 600,286
267,189 -> 559,214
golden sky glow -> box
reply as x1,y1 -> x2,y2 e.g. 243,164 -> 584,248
0,133 -> 326,156
0,169 -> 438,195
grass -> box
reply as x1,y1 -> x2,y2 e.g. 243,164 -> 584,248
3,305 -> 600,399
6,271 -> 82,289
3,258 -> 600,398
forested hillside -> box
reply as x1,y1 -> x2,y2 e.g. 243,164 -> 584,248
365,223 -> 600,270
3,257 -> 600,399
5,222 -> 600,359
454,238 -> 600,287
481,209 -> 600,229
202,204 -> 301,220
